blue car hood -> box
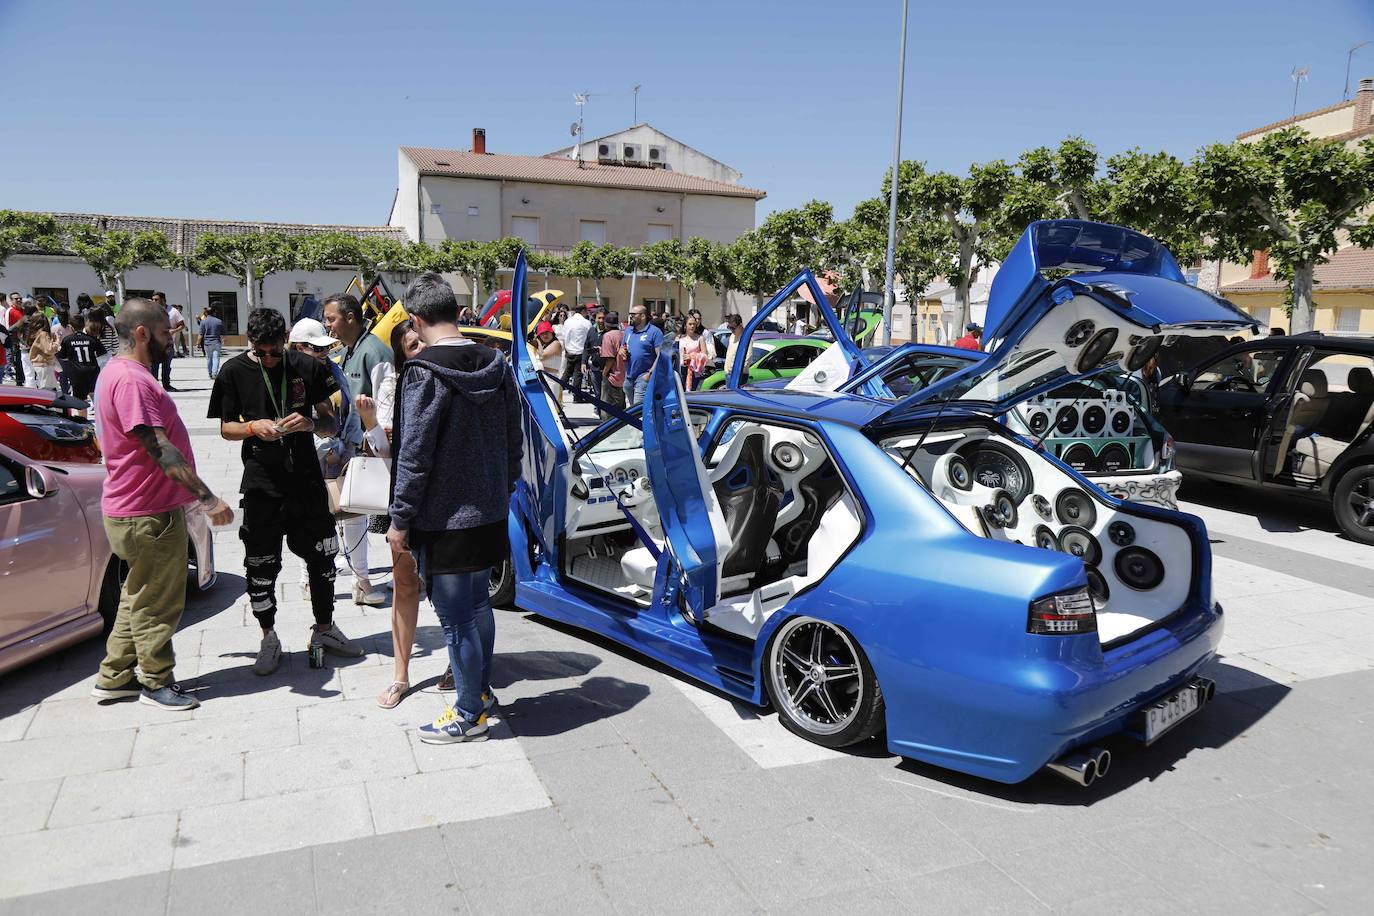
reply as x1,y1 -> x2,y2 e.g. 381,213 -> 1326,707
869,220 -> 1258,427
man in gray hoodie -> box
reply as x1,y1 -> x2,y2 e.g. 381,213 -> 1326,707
387,272 -> 523,743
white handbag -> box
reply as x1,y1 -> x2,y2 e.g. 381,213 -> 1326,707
337,455 -> 392,515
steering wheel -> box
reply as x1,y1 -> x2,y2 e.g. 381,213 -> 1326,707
618,475 -> 653,508
1206,374 -> 1259,393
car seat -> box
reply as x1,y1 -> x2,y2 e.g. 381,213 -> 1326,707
1290,367 -> 1374,479
1274,369 -> 1330,475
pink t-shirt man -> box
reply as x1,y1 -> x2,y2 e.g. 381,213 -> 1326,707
96,357 -> 196,517
600,327 -> 626,387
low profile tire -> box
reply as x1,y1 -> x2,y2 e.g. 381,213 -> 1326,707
489,557 -> 516,608
97,558 -> 126,635
765,616 -> 884,748
1333,465 -> 1374,545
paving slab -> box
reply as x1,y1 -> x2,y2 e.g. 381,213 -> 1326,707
47,752 -> 243,828
365,757 -> 550,833
0,812 -> 177,897
173,784 -> 375,869
166,847 -> 316,916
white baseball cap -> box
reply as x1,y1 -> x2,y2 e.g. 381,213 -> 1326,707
289,317 -> 338,347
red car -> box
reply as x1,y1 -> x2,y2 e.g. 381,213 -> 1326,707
0,386 -> 101,464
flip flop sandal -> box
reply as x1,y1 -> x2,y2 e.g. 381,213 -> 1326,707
376,681 -> 410,709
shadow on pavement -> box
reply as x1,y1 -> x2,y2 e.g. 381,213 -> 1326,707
500,676 -> 650,737
1180,477 -> 1337,536
891,659 -> 1290,804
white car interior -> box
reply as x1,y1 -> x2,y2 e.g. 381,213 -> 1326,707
562,415 -> 862,642
1274,353 -> 1374,480
881,424 -> 1192,645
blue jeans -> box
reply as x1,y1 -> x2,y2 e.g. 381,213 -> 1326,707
419,554 -> 494,723
626,374 -> 649,408
205,342 -> 222,378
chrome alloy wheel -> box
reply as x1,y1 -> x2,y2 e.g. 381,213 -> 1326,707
1347,474 -> 1374,530
768,617 -> 863,737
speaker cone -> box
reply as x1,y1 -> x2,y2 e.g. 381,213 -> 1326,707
771,442 -> 804,471
1124,335 -> 1162,371
1109,408 -> 1133,435
980,505 -> 1004,530
1107,520 -> 1136,546
1033,525 -> 1059,551
1075,327 -> 1120,373
1026,408 -> 1050,437
1032,494 -> 1052,521
1059,525 -> 1102,564
1054,406 -> 1079,436
992,489 -> 1017,529
1055,488 -> 1097,527
1098,443 -> 1131,473
1085,567 -> 1110,608
947,455 -> 972,491
1081,405 -> 1107,435
1061,443 -> 1097,472
1065,319 -> 1096,347
1114,547 -> 1165,590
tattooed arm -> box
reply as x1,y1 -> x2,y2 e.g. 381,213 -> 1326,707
130,425 -> 234,525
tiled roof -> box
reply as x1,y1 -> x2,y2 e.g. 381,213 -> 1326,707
1222,246 -> 1374,292
400,146 -> 766,200
40,212 -> 405,256
1236,98 -> 1357,140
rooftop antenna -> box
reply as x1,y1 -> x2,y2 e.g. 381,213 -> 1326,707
1345,42 -> 1370,100
1291,65 -> 1310,118
574,92 -> 590,165
632,84 -> 641,123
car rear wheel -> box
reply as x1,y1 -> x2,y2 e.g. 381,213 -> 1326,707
1333,465 -> 1374,545
489,557 -> 515,608
765,617 -> 884,748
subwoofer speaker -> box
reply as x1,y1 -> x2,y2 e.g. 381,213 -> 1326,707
1115,547 -> 1165,590
1086,566 -> 1110,608
1109,407 -> 1133,436
1064,319 -> 1096,347
1098,443 -> 1132,474
1059,526 -> 1102,565
992,489 -> 1017,529
1054,406 -> 1079,436
1033,525 -> 1059,551
1061,443 -> 1097,473
947,455 -> 973,491
1081,404 -> 1107,435
1075,327 -> 1120,373
1055,488 -> 1097,528
1025,407 -> 1051,437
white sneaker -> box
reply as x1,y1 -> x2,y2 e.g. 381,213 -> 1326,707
253,631 -> 282,676
313,623 -> 364,658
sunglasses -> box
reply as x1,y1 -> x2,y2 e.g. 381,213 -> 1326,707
300,343 -> 330,354
252,346 -> 284,360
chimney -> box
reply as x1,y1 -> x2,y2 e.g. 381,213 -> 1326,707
1355,79 -> 1374,128
472,128 -> 487,155
1250,248 -> 1270,280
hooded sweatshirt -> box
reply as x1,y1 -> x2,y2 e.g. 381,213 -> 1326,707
390,339 -> 523,533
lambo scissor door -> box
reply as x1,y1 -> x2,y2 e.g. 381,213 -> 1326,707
510,251 -> 570,573
642,349 -> 731,622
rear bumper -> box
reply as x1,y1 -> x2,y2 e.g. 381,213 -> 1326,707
886,599 -> 1223,784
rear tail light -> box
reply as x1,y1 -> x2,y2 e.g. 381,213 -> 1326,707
1028,586 -> 1097,635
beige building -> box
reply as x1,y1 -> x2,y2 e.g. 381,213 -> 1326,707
388,127 -> 766,319
1210,79 -> 1374,332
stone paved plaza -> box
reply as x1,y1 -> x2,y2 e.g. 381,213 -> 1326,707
2,354 -> 1373,914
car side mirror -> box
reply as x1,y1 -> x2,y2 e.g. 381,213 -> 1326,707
25,465 -> 58,499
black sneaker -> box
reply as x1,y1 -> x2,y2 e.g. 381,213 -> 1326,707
140,683 -> 199,711
91,676 -> 143,700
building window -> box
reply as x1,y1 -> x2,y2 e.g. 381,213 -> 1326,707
208,291 -> 240,335
125,289 -> 155,301
1335,307 -> 1363,333
643,298 -> 675,315
579,220 -> 607,245
467,206 -> 479,217
32,287 -> 69,310
646,224 -> 673,244
512,216 -> 540,247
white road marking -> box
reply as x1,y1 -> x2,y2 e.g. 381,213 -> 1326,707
669,679 -> 844,768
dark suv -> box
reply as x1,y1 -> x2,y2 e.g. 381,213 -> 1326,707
1155,332 -> 1374,543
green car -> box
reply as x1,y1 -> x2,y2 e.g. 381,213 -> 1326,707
698,335 -> 830,390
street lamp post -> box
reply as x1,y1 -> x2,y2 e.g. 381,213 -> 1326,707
882,0 -> 910,348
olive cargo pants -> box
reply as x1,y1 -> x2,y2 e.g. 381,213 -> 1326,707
97,508 -> 188,690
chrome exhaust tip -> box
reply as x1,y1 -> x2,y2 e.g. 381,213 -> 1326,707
1046,752 -> 1098,787
1190,677 -> 1217,704
1090,747 -> 1111,779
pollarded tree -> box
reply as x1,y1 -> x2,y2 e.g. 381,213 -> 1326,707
724,229 -> 776,310
640,239 -> 685,307
1016,136 -> 1103,221
680,236 -> 722,315
588,244 -> 635,306
758,200 -> 833,284
69,224 -> 180,304
190,231 -> 297,311
1194,128 -> 1374,333
293,232 -> 362,275
0,210 -> 64,276
821,198 -> 888,292
1102,148 -> 1205,266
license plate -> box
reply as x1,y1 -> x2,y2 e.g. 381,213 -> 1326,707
1143,685 -> 1201,744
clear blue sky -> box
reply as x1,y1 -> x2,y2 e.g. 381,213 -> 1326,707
2,0 -> 1371,227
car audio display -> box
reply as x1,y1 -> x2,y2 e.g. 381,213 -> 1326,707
992,490 -> 1018,529
1097,443 -> 1131,473
1032,494 -> 1053,521
1055,488 -> 1097,528
947,455 -> 973,490
1019,393 -> 1136,441
1114,547 -> 1165,590
1107,520 -> 1136,546
771,442 -> 804,472
1058,526 -> 1101,565
1081,405 -> 1107,435
1085,566 -> 1111,608
1075,327 -> 1120,373
1061,443 -> 1096,472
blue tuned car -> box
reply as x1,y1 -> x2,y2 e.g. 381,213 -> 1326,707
505,220 -> 1257,786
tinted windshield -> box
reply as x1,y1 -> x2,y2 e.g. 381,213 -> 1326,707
941,348 -> 1066,403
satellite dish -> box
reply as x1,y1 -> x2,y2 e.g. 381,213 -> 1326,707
570,122 -> 580,136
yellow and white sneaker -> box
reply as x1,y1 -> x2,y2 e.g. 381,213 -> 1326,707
417,706 -> 489,744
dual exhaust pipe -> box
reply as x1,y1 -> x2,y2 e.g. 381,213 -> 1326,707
1045,676 -> 1216,788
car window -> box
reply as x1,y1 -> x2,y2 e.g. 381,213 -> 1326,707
880,357 -> 970,399
0,458 -> 23,505
765,344 -> 818,371
583,408 -> 712,457
1193,348 -> 1286,392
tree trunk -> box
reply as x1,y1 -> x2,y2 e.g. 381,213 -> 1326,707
114,275 -> 127,307
1289,263 -> 1315,334
1067,190 -> 1089,220
687,284 -> 696,314
575,277 -> 582,302
593,276 -> 603,304
473,274 -> 483,310
956,243 -> 977,334
718,284 -> 729,319
245,261 -> 257,310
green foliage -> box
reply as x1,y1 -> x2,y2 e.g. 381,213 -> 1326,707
292,231 -> 362,273
1102,149 -> 1203,264
190,231 -> 296,283
0,211 -> 64,275
640,238 -> 685,284
69,224 -> 179,290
